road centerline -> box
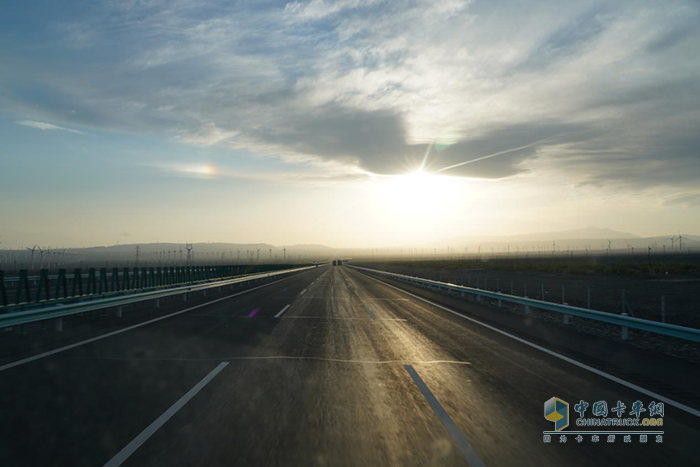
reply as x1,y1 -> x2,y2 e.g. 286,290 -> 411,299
404,365 -> 486,467
103,362 -> 229,467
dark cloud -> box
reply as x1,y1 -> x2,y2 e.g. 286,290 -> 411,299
251,105 -> 410,169
250,104 -> 586,179
423,123 -> 586,178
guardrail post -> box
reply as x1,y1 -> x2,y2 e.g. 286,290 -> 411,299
183,293 -> 187,302
116,306 -> 123,318
154,298 -> 160,308
587,288 -> 591,309
72,268 -> 83,297
562,286 -> 566,304
621,313 -> 629,340
562,285 -> 571,324
87,268 -> 97,295
661,296 -> 666,323
111,267 -> 119,292
524,283 -> 530,314
17,270 -> 31,305
37,269 -> 50,303
99,268 -> 108,294
55,318 -> 63,332
0,270 -> 6,307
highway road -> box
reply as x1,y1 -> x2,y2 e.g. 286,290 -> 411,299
0,265 -> 697,466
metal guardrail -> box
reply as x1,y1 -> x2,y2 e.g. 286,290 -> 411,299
0,265 -> 317,330
0,264 -> 310,308
349,265 -> 700,343
2,268 -> 282,282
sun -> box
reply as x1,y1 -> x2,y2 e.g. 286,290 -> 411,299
375,171 -> 458,217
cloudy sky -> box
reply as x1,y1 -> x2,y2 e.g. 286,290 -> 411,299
1,0 -> 699,248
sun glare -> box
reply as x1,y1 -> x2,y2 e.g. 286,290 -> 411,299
194,165 -> 215,176
375,171 -> 458,218
179,164 -> 216,177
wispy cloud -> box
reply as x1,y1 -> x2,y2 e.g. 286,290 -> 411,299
16,120 -> 82,134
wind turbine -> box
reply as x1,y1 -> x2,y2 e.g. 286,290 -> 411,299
27,245 -> 38,270
677,231 -> 685,252
185,243 -> 193,266
37,246 -> 46,269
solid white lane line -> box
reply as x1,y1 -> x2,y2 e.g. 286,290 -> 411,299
405,365 -> 486,467
300,289 -> 307,295
274,304 -> 291,318
359,271 -> 700,419
103,362 -> 229,467
0,272 -> 312,373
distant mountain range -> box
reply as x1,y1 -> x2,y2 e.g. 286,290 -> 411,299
3,228 -> 698,259
446,226 -> 641,243
421,226 -> 700,253
57,242 -> 335,262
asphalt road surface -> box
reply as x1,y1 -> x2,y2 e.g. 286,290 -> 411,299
0,265 -> 697,466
